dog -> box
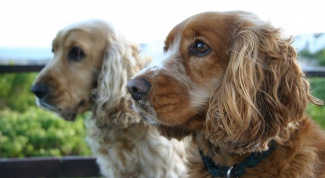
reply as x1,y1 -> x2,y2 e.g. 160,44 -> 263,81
127,11 -> 325,178
31,19 -> 187,178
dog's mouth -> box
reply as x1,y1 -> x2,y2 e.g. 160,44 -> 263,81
36,98 -> 78,121
132,96 -> 207,132
132,100 -> 161,125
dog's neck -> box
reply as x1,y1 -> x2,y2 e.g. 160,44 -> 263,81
193,131 -> 275,177
193,131 -> 245,165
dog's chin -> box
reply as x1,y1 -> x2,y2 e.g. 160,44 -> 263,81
132,105 -> 160,125
58,111 -> 77,121
36,98 -> 77,121
142,114 -> 161,125
133,103 -> 199,140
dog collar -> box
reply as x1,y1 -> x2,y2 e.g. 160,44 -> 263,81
199,140 -> 276,178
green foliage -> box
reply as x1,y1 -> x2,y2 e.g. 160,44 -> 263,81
308,77 -> 325,101
0,73 -> 37,112
0,107 -> 91,158
306,77 -> 325,129
300,49 -> 325,66
306,104 -> 325,129
0,72 -> 91,158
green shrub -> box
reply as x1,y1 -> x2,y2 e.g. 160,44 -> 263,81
0,107 -> 91,158
306,77 -> 325,129
308,77 -> 325,101
0,73 -> 37,112
306,104 -> 325,129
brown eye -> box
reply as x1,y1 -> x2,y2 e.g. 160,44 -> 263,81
163,46 -> 167,52
68,46 -> 85,61
190,40 -> 211,56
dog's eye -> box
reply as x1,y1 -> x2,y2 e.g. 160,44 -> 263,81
163,46 -> 167,52
68,46 -> 85,61
190,40 -> 211,56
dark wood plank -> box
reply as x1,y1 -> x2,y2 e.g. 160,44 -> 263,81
60,156 -> 101,177
305,70 -> 325,77
0,157 -> 60,178
1,65 -> 325,77
0,65 -> 45,73
0,156 -> 100,178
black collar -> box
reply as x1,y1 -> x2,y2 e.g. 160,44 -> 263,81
199,140 -> 276,178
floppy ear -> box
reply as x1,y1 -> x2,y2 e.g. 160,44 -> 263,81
93,28 -> 144,128
206,16 -> 323,154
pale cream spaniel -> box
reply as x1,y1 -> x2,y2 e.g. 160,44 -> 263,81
31,20 -> 187,178
127,11 -> 325,178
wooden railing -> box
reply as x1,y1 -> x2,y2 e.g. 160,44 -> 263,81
0,65 -> 45,73
1,64 -> 325,77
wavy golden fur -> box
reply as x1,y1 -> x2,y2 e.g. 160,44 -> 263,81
128,11 -> 325,177
31,20 -> 187,178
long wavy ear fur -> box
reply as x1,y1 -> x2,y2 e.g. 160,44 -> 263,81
92,25 -> 146,128
206,13 -> 324,154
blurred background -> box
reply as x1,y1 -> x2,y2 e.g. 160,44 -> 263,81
0,0 -> 324,159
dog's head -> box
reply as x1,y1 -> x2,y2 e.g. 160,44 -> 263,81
31,20 -> 142,123
128,11 -> 323,153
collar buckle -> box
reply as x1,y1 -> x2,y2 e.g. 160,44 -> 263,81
227,166 -> 234,178
199,140 -> 276,177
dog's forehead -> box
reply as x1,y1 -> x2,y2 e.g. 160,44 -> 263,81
56,21 -> 111,42
53,26 -> 108,52
165,12 -> 232,45
133,33 -> 182,78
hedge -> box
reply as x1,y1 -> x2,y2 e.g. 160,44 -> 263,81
0,107 -> 91,158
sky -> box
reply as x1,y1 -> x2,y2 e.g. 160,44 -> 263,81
0,0 -> 325,48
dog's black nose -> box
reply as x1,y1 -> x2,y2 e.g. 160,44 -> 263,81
127,78 -> 151,100
30,83 -> 49,99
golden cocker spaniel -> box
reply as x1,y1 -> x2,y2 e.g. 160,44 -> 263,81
31,20 -> 187,178
127,11 -> 325,178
